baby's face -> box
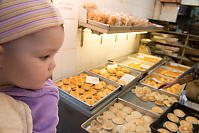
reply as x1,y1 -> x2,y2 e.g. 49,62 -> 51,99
1,26 -> 64,89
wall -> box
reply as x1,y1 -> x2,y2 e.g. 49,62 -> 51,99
182,0 -> 199,6
52,0 -> 155,81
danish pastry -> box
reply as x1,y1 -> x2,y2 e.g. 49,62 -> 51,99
180,120 -> 193,129
103,121 -> 114,130
91,69 -> 100,74
164,121 -> 178,132
179,125 -> 192,133
174,109 -> 185,118
131,111 -> 142,119
185,116 -> 198,124
157,128 -> 171,133
112,117 -> 124,125
167,113 -> 179,123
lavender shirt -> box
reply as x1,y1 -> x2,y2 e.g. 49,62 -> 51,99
0,79 -> 59,133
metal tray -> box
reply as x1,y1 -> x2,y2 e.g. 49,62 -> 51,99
140,73 -> 185,97
153,66 -> 184,79
120,84 -> 179,116
164,62 -> 190,72
81,98 -> 159,132
150,102 -> 199,133
128,53 -> 163,64
87,62 -> 142,89
58,72 -> 121,111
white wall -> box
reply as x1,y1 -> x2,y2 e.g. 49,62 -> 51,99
52,0 -> 155,81
182,0 -> 199,6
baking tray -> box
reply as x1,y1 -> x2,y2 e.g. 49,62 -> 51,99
120,84 -> 179,116
150,102 -> 199,133
81,98 -> 159,132
140,73 -> 185,97
164,62 -> 190,72
58,71 -> 121,111
128,53 -> 163,64
87,62 -> 142,89
153,66 -> 184,79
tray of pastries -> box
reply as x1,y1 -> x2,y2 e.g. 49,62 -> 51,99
121,84 -> 178,116
129,53 -> 162,64
154,66 -> 183,79
88,63 -> 141,87
55,72 -> 121,110
150,102 -> 199,133
165,62 -> 190,72
140,73 -> 185,96
81,98 -> 159,133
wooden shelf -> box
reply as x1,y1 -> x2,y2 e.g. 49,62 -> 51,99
78,20 -> 164,34
152,39 -> 184,48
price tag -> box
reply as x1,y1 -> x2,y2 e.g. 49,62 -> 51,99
170,62 -> 178,67
119,74 -> 136,84
172,70 -> 179,73
140,64 -> 151,69
107,64 -> 118,69
152,78 -> 161,83
86,76 -> 99,84
137,55 -> 145,58
100,68 -> 107,73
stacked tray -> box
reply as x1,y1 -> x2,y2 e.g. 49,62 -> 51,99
140,72 -> 185,97
120,84 -> 179,116
88,63 -> 142,89
164,62 -> 190,72
81,98 -> 159,133
150,102 -> 199,133
55,72 -> 121,115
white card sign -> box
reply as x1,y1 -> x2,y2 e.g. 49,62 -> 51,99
170,62 -> 178,67
172,70 -> 179,73
152,78 -> 161,83
86,76 -> 99,84
140,64 -> 151,69
107,64 -> 118,69
137,55 -> 145,58
119,74 -> 136,84
100,68 -> 107,73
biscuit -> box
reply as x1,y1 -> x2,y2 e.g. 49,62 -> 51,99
122,106 -> 132,114
174,109 -> 185,118
164,121 -> 178,132
167,113 -> 179,123
112,117 -> 124,125
157,128 -> 171,133
103,121 -> 114,130
115,125 -> 126,133
185,116 -> 198,124
179,125 -> 192,133
131,111 -> 142,119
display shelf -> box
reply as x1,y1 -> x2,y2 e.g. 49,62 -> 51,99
78,20 -> 164,34
152,39 -> 184,48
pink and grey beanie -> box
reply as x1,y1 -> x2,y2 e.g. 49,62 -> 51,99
0,0 -> 63,44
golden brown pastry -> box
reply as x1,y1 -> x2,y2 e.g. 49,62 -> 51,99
113,103 -> 124,110
116,71 -> 125,77
112,117 -> 124,125
157,128 -> 171,133
90,120 -> 103,129
180,120 -> 193,129
121,68 -> 130,73
61,85 -> 71,93
88,126 -> 100,133
107,84 -> 116,90
151,106 -> 164,114
109,76 -> 118,82
103,111 -> 115,120
55,81 -> 63,87
100,72 -> 110,78
125,122 -> 136,132
115,125 -> 126,133
142,115 -> 153,124
167,113 -> 179,123
174,109 -> 185,118
94,84 -> 104,90
122,106 -> 132,114
117,80 -> 126,85
164,121 -> 178,132
179,125 -> 193,133
99,81 -> 106,88
185,116 -> 198,124
91,69 -> 100,74
131,111 -> 142,119
102,121 -> 114,130
107,68 -> 117,74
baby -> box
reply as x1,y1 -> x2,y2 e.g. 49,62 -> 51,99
0,0 -> 64,132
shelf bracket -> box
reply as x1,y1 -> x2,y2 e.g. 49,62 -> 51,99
115,34 -> 118,43
180,34 -> 190,63
100,35 -> 103,44
80,27 -> 85,47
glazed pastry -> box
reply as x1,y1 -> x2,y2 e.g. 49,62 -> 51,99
116,71 -> 124,77
185,116 -> 198,124
107,84 -> 116,90
142,115 -> 153,124
112,117 -> 124,125
97,92 -> 106,98
85,99 -> 95,105
62,78 -> 70,85
157,128 -> 171,133
99,81 -> 106,88
167,113 -> 179,123
174,109 -> 185,118
179,125 -> 192,133
91,69 -> 100,74
113,102 -> 124,110
61,85 -> 71,93
94,84 -> 104,90
88,88 -> 97,95
102,121 -> 114,130
115,125 -> 126,133
131,111 -> 142,119
164,121 -> 178,132
103,89 -> 112,95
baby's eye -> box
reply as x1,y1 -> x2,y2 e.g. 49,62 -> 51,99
40,55 -> 50,60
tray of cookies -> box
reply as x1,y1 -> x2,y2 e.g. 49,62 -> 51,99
88,63 -> 142,88
164,62 -> 190,72
55,72 -> 121,111
120,84 -> 178,116
153,66 -> 184,79
150,102 -> 199,133
81,98 -> 159,133
140,73 -> 185,96
128,53 -> 163,64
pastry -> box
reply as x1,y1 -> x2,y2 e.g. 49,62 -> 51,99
180,120 -> 193,129
99,81 -> 106,88
121,68 -> 130,73
107,68 -> 117,74
179,125 -> 192,133
96,115 -> 105,123
103,121 -> 114,130
103,111 -> 115,120
79,73 -> 88,77
107,84 -> 116,90
85,99 -> 95,105
91,69 -> 100,74
116,111 -> 127,119
109,76 -> 118,82
75,88 -> 85,95
155,100 -> 164,106
62,78 -> 70,85
88,88 -> 97,95
94,84 -> 104,90
113,103 -> 124,110
157,128 -> 171,133
151,106 -> 164,114
116,71 -> 124,77
88,126 -> 100,133
103,89 -> 112,95
90,120 -> 103,129
97,92 -> 106,98
163,100 -> 172,107
61,85 -> 71,93
125,115 -> 133,122
185,116 -> 198,124
142,115 -> 153,124
112,116 -> 124,125
125,122 -> 136,132
174,109 -> 185,118
55,81 -> 63,87
140,96 -> 148,102
117,80 -> 126,85
122,106 -> 132,114
100,72 -> 110,78
135,87 -> 145,97
164,121 -> 178,132
135,126 -> 147,133
135,119 -> 145,126
167,113 -> 179,123
115,125 -> 126,133
82,84 -> 91,91
109,106 -> 118,114
131,111 -> 142,119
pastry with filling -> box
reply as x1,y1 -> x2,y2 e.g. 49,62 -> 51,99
174,109 -> 185,118
91,69 -> 100,74
185,116 -> 198,124
115,125 -> 126,133
180,120 -> 193,129
164,121 -> 178,132
112,117 -> 124,125
102,121 -> 114,130
113,103 -> 124,110
157,128 -> 171,133
131,111 -> 142,119
179,125 -> 193,133
167,113 -> 179,123
151,106 -> 164,114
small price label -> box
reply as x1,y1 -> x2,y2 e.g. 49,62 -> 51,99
100,68 -> 107,73
107,64 -> 118,69
172,70 -> 179,73
86,76 -> 99,84
119,74 -> 136,84
137,55 -> 145,58
170,62 -> 178,67
152,78 -> 161,83
140,64 -> 151,69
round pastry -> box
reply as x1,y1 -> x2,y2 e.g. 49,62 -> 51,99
109,76 -> 118,82
88,88 -> 97,95
55,81 -> 63,87
167,113 -> 179,123
103,111 -> 115,120
117,80 -> 126,85
174,109 -> 185,118
103,89 -> 112,95
140,96 -> 148,102
79,73 -> 88,77
109,106 -> 118,114
180,120 -> 193,129
122,106 -> 132,114
142,115 -> 153,124
116,71 -> 124,77
100,72 -> 110,78
135,119 -> 145,126
96,115 -> 105,123
94,84 -> 104,90
92,95 -> 101,101
125,115 -> 133,122
147,95 -> 156,102
163,100 -> 172,108
121,68 -> 130,73
97,92 -> 106,98
107,84 -> 116,90
112,117 -> 124,125
113,103 -> 124,110
62,78 -> 70,85
88,126 -> 100,133
79,95 -> 86,102
164,121 -> 178,132
99,81 -> 106,88
82,84 -> 91,91
107,68 -> 117,74
131,111 -> 142,119
116,66 -> 122,71
115,125 -> 126,133
91,69 -> 100,74
90,120 -> 103,129
84,92 -> 93,99
135,126 -> 147,133
151,106 -> 164,114
61,85 -> 71,93
185,116 -> 198,124
102,121 -> 114,130
168,97 -> 178,104
85,99 -> 95,105
179,125 -> 192,133
116,111 -> 127,119
125,122 -> 136,132
135,87 -> 145,97
155,100 -> 165,106
143,86 -> 151,94
157,128 -> 171,133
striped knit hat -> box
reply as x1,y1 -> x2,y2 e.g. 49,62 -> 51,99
0,0 -> 63,44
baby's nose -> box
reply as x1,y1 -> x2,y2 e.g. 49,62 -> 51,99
48,60 -> 56,72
